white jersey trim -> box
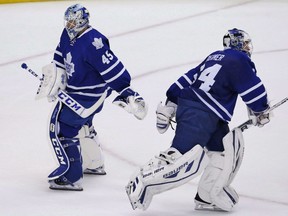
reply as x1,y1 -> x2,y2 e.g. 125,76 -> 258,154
120,86 -> 130,95
239,82 -> 263,97
53,60 -> 65,69
67,83 -> 106,90
105,67 -> 126,83
68,91 -> 106,98
100,60 -> 120,76
183,74 -> 193,85
175,81 -> 184,89
193,90 -> 225,121
204,91 -> 232,119
54,50 -> 62,57
245,91 -> 267,104
78,27 -> 93,39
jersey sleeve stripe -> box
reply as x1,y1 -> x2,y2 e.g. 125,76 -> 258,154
68,91 -> 106,98
239,82 -> 263,96
105,67 -> 126,83
120,86 -> 130,95
183,74 -> 193,85
175,81 -> 184,89
100,59 -> 120,76
55,50 -> 62,57
244,91 -> 267,104
53,60 -> 65,69
67,83 -> 106,90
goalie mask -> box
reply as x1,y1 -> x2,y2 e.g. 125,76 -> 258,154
64,4 -> 90,40
223,28 -> 253,57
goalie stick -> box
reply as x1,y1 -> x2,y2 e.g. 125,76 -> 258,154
21,63 -> 107,118
219,96 -> 288,192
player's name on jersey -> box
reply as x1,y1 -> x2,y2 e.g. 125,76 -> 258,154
206,54 -> 225,62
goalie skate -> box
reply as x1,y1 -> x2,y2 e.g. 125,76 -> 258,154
84,165 -> 106,175
49,177 -> 83,191
194,193 -> 222,211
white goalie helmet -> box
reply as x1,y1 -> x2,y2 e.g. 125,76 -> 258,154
223,28 -> 253,57
64,4 -> 90,40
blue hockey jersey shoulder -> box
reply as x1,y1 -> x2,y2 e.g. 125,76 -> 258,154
53,27 -> 132,107
166,49 -> 268,121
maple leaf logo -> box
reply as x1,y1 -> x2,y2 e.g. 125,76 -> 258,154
64,52 -> 75,79
92,37 -> 104,50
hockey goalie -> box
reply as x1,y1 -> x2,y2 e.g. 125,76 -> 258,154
31,4 -> 147,191
126,28 -> 271,211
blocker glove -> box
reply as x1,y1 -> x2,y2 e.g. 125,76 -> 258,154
113,88 -> 148,120
248,107 -> 271,127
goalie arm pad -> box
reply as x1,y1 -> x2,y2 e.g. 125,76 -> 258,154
35,63 -> 67,102
156,100 -> 177,134
112,87 -> 148,120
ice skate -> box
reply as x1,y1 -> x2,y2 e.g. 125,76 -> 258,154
49,176 -> 83,191
194,193 -> 222,211
84,165 -> 106,175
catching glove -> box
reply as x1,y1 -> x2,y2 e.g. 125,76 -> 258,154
35,63 -> 67,102
156,101 -> 177,134
113,88 -> 148,120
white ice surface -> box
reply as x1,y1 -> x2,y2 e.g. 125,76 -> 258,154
0,0 -> 287,215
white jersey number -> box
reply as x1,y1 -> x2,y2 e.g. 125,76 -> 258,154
198,64 -> 222,91
102,50 -> 114,64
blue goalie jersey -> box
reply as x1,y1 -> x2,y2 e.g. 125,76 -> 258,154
53,27 -> 132,108
167,49 -> 269,121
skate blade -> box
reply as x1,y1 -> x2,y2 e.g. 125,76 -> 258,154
49,185 -> 83,191
195,203 -> 223,211
84,168 -> 107,175
83,166 -> 106,175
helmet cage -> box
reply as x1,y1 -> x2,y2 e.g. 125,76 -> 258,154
223,28 -> 253,57
64,4 -> 90,40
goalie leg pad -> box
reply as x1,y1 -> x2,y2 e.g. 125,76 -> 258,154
126,144 -> 209,210
223,128 -> 244,185
196,152 -> 239,211
195,185 -> 238,211
48,102 -> 70,180
195,128 -> 244,211
196,128 -> 244,212
48,102 -> 83,191
76,125 -> 106,175
49,136 -> 83,190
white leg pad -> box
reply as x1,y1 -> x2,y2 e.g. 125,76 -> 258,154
223,128 -> 244,185
126,144 -> 209,210
77,126 -> 104,170
196,128 -> 244,211
197,151 -> 224,204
